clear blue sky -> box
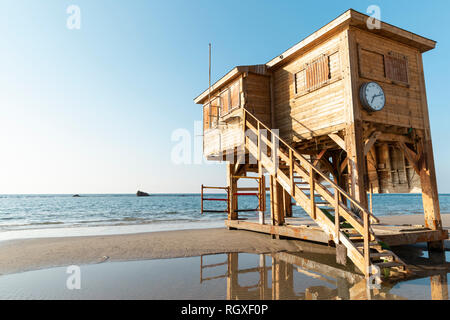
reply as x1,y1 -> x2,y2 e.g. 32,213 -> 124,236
0,0 -> 448,194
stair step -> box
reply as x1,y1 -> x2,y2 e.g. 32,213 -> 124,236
370,251 -> 394,259
374,261 -> 405,269
355,242 -> 380,248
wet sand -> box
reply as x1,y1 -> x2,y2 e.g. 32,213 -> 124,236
0,228 -> 308,275
0,214 -> 448,275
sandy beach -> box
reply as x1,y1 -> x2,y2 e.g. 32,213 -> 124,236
0,214 -> 448,276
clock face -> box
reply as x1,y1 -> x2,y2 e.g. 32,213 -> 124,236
360,82 -> 385,112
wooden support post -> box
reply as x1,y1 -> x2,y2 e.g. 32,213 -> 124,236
309,168 -> 316,220
269,175 -> 275,226
258,175 -> 265,225
261,175 -> 266,213
418,140 -> 443,233
201,184 -> 204,215
256,129 -> 266,225
344,29 -> 369,211
227,164 -> 238,221
399,148 -> 411,189
378,143 -> 393,191
345,126 -> 369,211
273,180 -> 285,226
416,52 -> 444,251
242,109 -> 247,137
283,189 -> 292,218
340,157 -> 348,175
366,147 -> 380,193
363,210 -> 370,277
257,122 -> 262,173
272,132 -> 278,176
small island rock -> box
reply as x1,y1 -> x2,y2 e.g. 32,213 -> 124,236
136,190 -> 150,197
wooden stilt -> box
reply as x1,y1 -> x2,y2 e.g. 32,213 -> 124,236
201,184 -> 204,214
418,140 -> 443,231
344,29 -> 369,211
345,124 -> 369,211
227,163 -> 238,221
269,175 -> 275,227
273,180 -> 284,226
283,189 -> 292,218
416,51 -> 444,251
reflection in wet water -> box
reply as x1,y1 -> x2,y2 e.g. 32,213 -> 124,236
0,249 -> 447,300
201,251 -> 449,300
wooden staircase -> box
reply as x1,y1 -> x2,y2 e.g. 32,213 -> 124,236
241,109 -> 407,278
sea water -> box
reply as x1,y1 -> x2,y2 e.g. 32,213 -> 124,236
0,193 -> 448,241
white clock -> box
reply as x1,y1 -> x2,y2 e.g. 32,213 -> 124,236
360,82 -> 385,112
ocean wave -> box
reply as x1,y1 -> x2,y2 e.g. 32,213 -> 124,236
0,216 -> 220,231
0,221 -> 65,227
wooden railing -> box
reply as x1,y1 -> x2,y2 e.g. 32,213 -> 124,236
201,185 -> 230,215
242,109 -> 379,275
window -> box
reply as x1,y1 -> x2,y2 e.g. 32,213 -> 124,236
359,48 -> 385,80
358,47 -> 409,85
294,69 -> 306,94
306,55 -> 330,90
219,81 -> 240,116
230,82 -> 240,110
203,97 -> 220,130
295,54 -> 330,94
220,90 -> 229,115
385,53 -> 408,83
204,80 -> 241,129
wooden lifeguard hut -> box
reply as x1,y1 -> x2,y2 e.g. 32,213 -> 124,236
194,9 -> 448,279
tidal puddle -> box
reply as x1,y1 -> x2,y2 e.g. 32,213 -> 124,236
0,251 -> 448,300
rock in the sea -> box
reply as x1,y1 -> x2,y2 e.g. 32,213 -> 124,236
72,194 -> 81,197
136,190 -> 150,197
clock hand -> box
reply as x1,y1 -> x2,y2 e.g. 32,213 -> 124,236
371,94 -> 382,104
